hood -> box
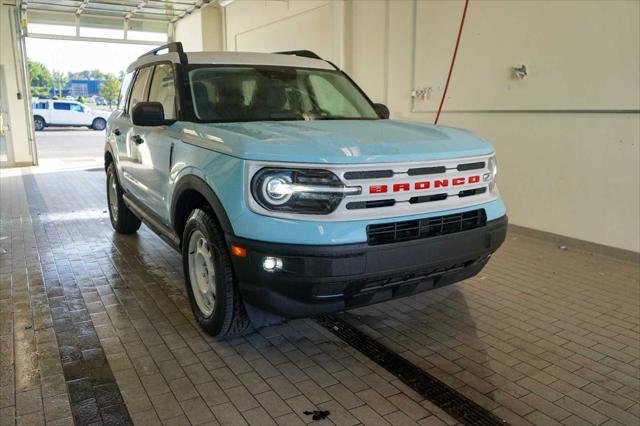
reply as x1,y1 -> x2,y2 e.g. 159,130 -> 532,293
173,120 -> 494,164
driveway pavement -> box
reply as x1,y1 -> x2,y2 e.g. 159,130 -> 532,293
36,128 -> 105,160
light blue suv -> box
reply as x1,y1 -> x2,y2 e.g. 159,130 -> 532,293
105,43 -> 507,338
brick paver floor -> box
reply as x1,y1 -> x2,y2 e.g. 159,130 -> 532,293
0,166 -> 638,426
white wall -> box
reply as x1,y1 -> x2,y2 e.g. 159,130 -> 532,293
175,10 -> 204,51
0,4 -> 34,166
201,6 -> 223,52
174,5 -> 223,52
213,0 -> 640,253
351,0 -> 640,253
224,0 -> 344,66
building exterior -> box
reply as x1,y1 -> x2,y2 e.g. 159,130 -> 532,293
49,79 -> 104,98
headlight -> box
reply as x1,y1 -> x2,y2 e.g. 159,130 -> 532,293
251,168 -> 360,214
488,155 -> 498,179
488,155 -> 498,192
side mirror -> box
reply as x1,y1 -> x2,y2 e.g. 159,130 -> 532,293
374,103 -> 390,119
132,102 -> 173,126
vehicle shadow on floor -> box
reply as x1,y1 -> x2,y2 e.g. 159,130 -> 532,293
340,287 -> 494,405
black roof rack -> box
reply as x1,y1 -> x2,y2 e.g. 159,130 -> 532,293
274,50 -> 323,60
139,42 -> 188,65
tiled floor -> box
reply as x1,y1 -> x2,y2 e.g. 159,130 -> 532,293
0,166 -> 638,426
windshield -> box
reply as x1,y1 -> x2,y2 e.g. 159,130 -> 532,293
188,66 -> 378,123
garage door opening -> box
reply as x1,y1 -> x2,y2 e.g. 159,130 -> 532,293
2,0 -> 212,170
26,35 -> 157,171
23,6 -> 169,170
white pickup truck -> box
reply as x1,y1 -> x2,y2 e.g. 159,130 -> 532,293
32,99 -> 110,131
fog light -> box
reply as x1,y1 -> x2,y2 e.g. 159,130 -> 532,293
262,256 -> 283,272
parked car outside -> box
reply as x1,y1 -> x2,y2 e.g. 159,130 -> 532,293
32,99 -> 110,131
104,43 -> 507,338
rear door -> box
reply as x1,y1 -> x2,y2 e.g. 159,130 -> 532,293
51,101 -> 73,124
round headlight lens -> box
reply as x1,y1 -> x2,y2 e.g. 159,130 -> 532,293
262,174 -> 292,205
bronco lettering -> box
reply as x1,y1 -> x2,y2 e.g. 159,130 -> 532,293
368,175 -> 481,194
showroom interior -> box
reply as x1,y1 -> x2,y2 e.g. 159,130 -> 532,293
0,0 -> 638,425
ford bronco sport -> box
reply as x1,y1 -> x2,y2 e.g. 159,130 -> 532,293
105,43 -> 507,338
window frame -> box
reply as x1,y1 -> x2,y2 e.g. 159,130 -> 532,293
147,62 -> 178,121
117,72 -> 134,111
126,65 -> 153,117
126,60 -> 184,122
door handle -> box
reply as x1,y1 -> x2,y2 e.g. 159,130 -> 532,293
132,134 -> 144,145
113,128 -> 121,136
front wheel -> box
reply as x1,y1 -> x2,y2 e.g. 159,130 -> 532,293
92,118 -> 106,131
106,162 -> 141,234
183,209 -> 251,338
33,116 -> 45,131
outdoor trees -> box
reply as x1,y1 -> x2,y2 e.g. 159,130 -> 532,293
100,75 -> 121,108
52,70 -> 68,98
68,69 -> 109,80
28,60 -> 53,98
27,59 -> 121,105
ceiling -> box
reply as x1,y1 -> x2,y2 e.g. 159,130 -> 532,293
19,0 -> 216,26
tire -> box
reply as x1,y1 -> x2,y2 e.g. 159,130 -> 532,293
34,116 -> 45,131
92,118 -> 107,131
106,162 -> 141,234
182,209 -> 251,338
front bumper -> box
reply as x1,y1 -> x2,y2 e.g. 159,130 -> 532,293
227,215 -> 507,318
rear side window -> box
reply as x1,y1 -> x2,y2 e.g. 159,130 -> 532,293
53,102 -> 71,111
148,64 -> 176,120
118,73 -> 133,110
128,67 -> 152,114
33,102 -> 48,109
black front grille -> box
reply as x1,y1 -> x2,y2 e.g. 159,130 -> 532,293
344,170 -> 393,180
367,209 -> 486,245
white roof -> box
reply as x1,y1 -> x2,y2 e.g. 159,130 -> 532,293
127,51 -> 335,73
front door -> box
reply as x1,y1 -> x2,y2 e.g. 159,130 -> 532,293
129,63 -> 178,222
116,66 -> 152,203
118,63 -> 177,224
69,102 -> 91,125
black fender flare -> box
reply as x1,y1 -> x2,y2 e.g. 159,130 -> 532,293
171,174 -> 234,235
104,143 -> 116,170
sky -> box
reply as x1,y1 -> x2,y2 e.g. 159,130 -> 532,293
26,38 -> 154,76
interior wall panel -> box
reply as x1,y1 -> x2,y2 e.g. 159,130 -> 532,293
412,0 -> 640,112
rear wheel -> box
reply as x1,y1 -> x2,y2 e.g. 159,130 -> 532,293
33,116 -> 45,131
106,162 -> 141,234
92,118 -> 107,131
183,209 -> 251,338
